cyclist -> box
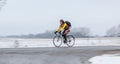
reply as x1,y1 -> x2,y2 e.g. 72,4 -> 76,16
55,19 -> 71,43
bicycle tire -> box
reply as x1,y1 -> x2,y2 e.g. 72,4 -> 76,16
53,36 -> 62,47
66,35 -> 75,47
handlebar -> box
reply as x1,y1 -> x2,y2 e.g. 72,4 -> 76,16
55,32 -> 62,36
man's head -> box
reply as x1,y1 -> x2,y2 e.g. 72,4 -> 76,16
60,19 -> 64,25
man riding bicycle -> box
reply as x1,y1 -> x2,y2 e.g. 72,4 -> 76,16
55,19 -> 71,43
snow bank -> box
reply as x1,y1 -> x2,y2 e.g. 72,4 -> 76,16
89,54 -> 120,64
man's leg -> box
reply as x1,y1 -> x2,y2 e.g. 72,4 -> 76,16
62,30 -> 67,43
62,29 -> 70,43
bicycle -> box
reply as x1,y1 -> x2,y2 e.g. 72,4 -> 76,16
53,33 -> 75,47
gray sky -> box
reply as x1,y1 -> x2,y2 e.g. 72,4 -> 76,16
0,0 -> 120,36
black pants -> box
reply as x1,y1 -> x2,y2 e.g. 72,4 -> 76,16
62,29 -> 68,42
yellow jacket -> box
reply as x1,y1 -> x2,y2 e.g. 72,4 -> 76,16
57,23 -> 68,32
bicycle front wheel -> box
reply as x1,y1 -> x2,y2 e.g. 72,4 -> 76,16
53,36 -> 62,47
66,35 -> 75,47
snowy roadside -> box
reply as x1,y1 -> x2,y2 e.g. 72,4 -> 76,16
0,37 -> 120,48
89,54 -> 120,64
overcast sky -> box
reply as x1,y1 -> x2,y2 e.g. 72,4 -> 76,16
0,0 -> 120,36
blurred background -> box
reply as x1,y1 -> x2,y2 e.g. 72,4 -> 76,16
0,0 -> 120,38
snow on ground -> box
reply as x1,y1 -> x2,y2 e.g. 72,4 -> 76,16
0,37 -> 120,48
89,54 -> 120,64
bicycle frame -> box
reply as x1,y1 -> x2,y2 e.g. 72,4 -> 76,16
53,32 -> 75,47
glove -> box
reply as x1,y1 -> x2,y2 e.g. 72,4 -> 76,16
54,31 -> 57,34
59,31 -> 61,34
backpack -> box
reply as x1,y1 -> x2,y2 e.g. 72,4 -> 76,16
65,21 -> 71,27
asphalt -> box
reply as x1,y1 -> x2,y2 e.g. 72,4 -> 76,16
0,46 -> 120,64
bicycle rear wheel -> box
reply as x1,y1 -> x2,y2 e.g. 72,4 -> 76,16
53,36 -> 62,47
66,35 -> 75,47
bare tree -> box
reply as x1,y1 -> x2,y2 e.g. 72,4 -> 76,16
106,26 -> 116,37
106,24 -> 120,37
117,24 -> 120,37
71,27 -> 90,37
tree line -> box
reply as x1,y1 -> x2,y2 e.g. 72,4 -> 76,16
5,27 -> 91,38
106,24 -> 120,37
4,24 -> 120,38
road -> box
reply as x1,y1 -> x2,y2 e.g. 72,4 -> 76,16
0,46 -> 120,64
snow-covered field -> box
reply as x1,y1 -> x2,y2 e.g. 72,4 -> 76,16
89,54 -> 120,64
0,37 -> 120,48
0,38 -> 120,64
